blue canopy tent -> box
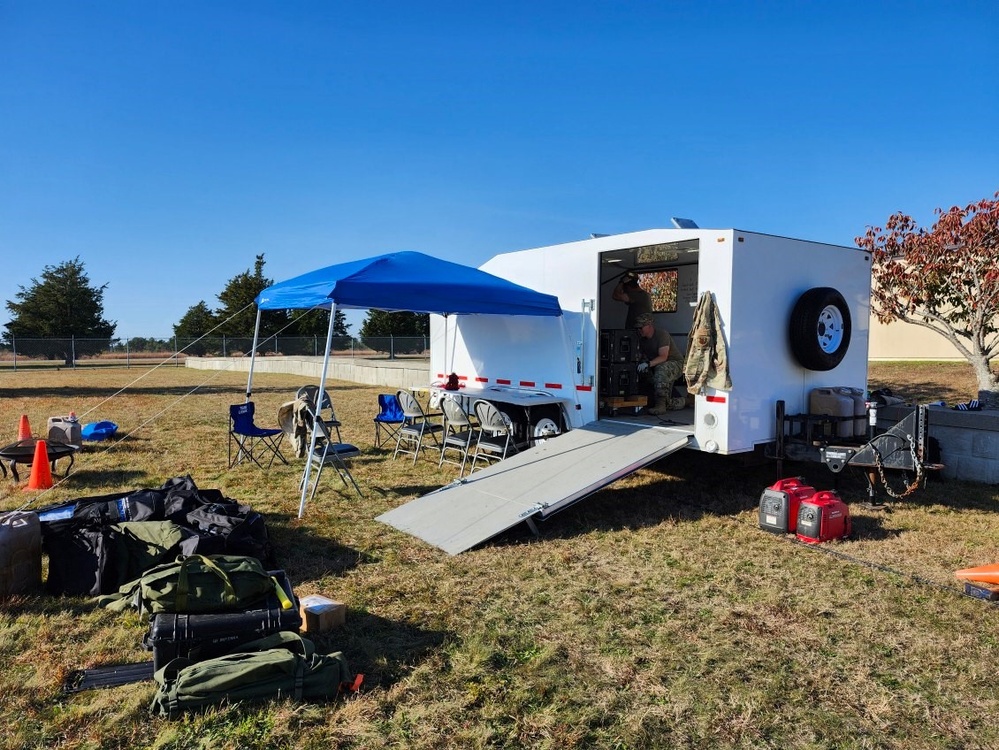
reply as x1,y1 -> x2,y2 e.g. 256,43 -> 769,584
246,250 -> 564,517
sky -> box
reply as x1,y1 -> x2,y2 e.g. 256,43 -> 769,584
1,1 -> 997,339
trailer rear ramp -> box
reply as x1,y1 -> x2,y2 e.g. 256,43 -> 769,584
376,420 -> 692,555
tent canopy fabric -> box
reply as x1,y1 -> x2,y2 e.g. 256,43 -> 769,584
255,250 -> 562,317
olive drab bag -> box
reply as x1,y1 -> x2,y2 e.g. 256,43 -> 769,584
150,631 -> 362,718
100,554 -> 281,615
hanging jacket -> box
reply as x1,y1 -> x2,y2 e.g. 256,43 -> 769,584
683,291 -> 733,394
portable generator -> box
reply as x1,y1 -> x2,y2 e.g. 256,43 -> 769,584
795,490 -> 851,543
758,477 -> 816,534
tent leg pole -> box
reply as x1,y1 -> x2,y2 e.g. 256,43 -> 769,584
525,517 -> 540,537
298,305 -> 338,519
245,309 -> 263,402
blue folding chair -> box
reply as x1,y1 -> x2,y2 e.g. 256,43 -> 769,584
228,402 -> 287,469
373,393 -> 405,448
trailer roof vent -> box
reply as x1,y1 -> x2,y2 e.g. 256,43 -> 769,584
671,217 -> 699,229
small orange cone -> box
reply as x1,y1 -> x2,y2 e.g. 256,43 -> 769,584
24,440 -> 53,491
18,414 -> 31,441
955,563 -> 999,585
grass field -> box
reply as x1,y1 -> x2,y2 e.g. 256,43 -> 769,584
0,362 -> 997,749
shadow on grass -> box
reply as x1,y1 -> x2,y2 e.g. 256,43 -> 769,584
311,610 -> 450,690
269,521 -> 377,580
56,468 -> 151,490
477,449 -> 936,550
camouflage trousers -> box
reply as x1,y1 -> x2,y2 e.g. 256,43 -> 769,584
653,360 -> 687,410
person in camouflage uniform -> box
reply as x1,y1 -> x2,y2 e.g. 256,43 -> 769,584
634,312 -> 686,415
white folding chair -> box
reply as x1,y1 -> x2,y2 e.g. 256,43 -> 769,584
470,399 -> 517,472
300,406 -> 361,500
438,395 -> 478,477
393,389 -> 444,464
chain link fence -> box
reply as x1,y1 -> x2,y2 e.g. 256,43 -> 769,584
0,335 -> 429,370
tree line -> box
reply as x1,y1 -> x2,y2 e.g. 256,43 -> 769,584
1,254 -> 428,361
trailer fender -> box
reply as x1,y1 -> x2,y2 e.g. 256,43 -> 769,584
788,287 -> 851,371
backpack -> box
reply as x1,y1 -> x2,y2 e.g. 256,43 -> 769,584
100,554 -> 282,615
38,476 -> 276,595
150,631 -> 362,719
43,519 -> 197,597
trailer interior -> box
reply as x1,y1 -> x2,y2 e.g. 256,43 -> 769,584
597,237 -> 701,430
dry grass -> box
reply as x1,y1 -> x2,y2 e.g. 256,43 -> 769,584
0,361 -> 997,749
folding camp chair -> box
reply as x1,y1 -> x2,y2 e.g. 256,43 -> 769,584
373,393 -> 405,448
470,399 -> 517,472
438,395 -> 478,477
296,385 -> 343,442
300,408 -> 361,501
393,389 -> 444,464
228,402 -> 287,469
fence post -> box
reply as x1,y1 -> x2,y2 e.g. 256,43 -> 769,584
222,335 -> 227,358
174,336 -> 179,366
72,336 -> 76,369
390,335 -> 395,360
126,340 -> 130,369
275,335 -> 279,355
11,336 -> 15,372
314,335 -> 318,357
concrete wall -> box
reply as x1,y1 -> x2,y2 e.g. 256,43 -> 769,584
878,404 -> 999,485
186,356 -> 430,390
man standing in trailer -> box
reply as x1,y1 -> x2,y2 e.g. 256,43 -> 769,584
612,272 -> 653,329
634,313 -> 686,415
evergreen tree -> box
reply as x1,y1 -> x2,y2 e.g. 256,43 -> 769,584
360,310 -> 430,337
289,308 -> 350,337
3,257 -> 116,362
359,310 -> 429,355
173,301 -> 219,355
215,254 -> 286,337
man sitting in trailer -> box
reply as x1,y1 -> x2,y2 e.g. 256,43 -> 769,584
634,313 -> 686,415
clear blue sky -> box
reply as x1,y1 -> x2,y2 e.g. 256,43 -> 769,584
1,1 -> 996,339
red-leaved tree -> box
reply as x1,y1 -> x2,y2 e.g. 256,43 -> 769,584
856,192 -> 999,409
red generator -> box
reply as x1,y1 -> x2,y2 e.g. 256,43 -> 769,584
758,477 -> 816,535
796,490 -> 851,543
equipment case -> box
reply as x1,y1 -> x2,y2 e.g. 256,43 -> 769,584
144,570 -> 301,670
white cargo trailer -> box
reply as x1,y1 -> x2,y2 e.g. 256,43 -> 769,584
378,227 -> 872,553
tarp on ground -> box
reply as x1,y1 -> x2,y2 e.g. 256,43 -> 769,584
255,250 -> 562,317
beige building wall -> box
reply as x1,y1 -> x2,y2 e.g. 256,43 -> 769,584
868,315 -> 968,361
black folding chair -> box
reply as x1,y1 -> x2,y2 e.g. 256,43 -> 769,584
228,402 -> 287,469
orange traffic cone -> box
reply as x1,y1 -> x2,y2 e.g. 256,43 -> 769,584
18,414 -> 31,441
24,439 -> 53,491
955,563 -> 999,585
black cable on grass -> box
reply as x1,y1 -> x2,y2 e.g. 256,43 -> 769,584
12,302 -> 315,511
790,535 -> 999,607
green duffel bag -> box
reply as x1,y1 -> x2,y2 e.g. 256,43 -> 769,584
150,631 -> 362,718
100,554 -> 280,614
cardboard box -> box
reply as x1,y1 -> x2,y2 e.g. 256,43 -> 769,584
299,594 -> 346,633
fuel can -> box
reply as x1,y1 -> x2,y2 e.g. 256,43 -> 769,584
796,490 -> 851,544
758,477 -> 816,534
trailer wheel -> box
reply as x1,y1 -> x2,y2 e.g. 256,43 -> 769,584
789,287 -> 851,371
532,417 -> 561,442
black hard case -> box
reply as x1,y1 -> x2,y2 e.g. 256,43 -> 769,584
144,570 -> 301,670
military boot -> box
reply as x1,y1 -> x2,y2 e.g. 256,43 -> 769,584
647,393 -> 669,416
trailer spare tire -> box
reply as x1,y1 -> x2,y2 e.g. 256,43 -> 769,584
788,287 -> 851,371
